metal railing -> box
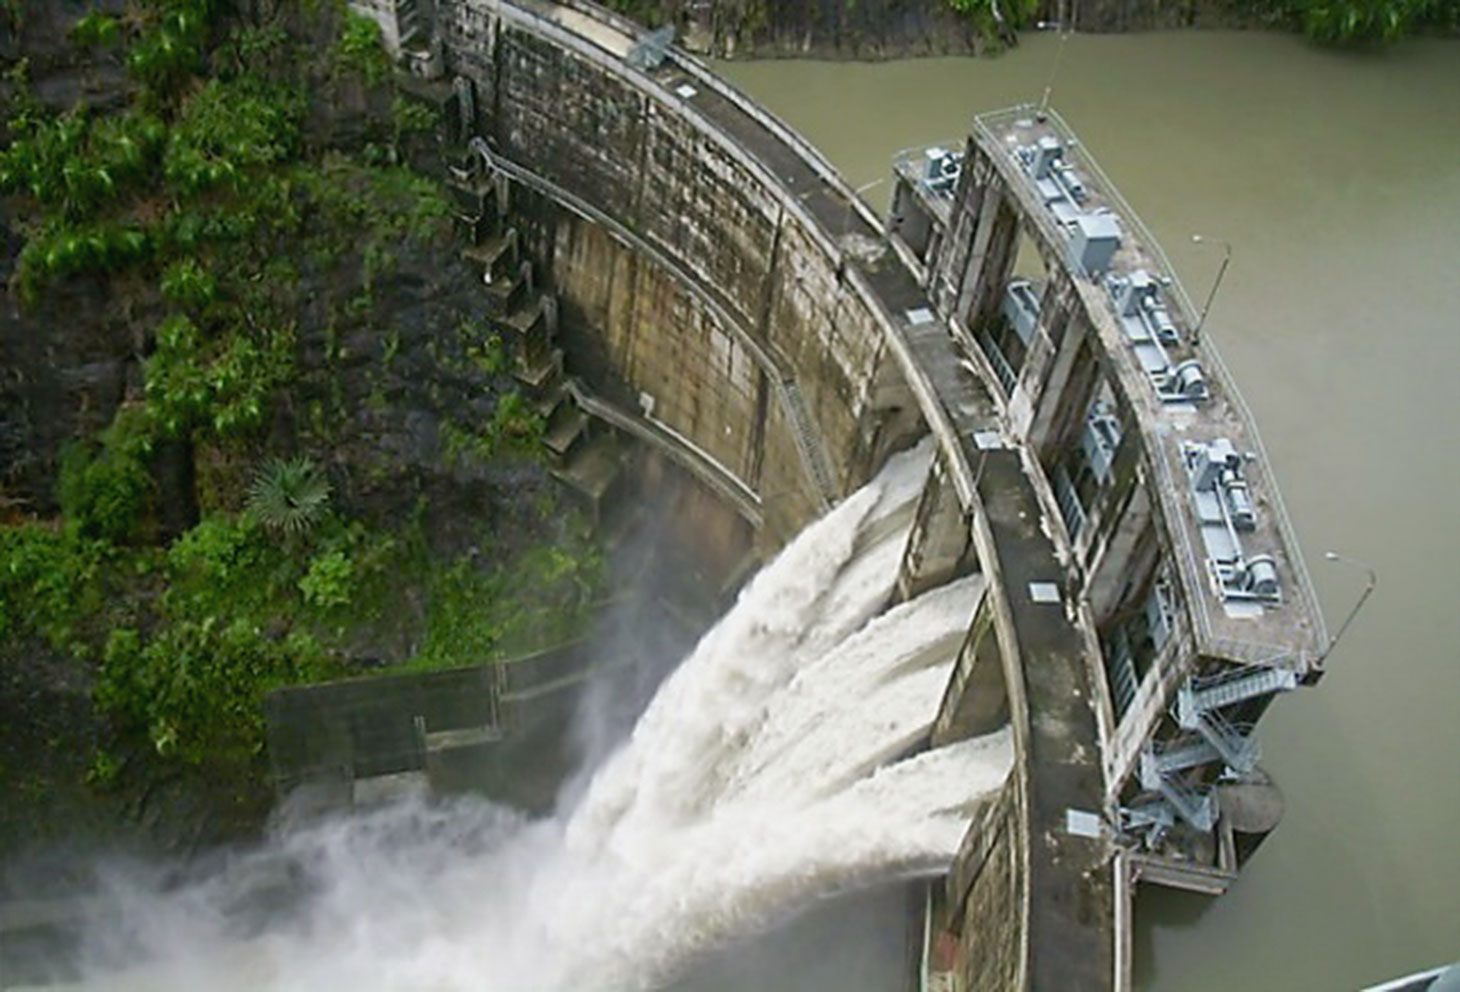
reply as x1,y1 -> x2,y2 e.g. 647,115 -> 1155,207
892,140 -> 964,200
972,104 -> 1329,663
1193,709 -> 1259,771
1187,659 -> 1297,695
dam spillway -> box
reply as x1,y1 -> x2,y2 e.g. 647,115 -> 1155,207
54,2 -> 1328,989
48,447 -> 1014,991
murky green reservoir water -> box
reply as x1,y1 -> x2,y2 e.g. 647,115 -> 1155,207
719,31 -> 1460,991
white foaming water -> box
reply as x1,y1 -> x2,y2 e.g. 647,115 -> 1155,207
69,442 -> 1012,992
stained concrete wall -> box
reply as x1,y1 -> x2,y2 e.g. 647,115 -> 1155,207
435,0 -> 910,543
944,780 -> 1024,989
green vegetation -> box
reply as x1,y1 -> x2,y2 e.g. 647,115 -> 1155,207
333,10 -> 393,85
408,533 -> 603,673
57,408 -> 156,544
1203,0 -> 1457,42
247,457 -> 333,538
945,0 -> 1039,47
0,525 -> 114,655
0,0 -> 603,830
1284,0 -> 1455,42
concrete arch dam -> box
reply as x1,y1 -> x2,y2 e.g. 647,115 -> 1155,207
359,1 -> 1332,988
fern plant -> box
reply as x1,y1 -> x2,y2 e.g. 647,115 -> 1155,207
247,456 -> 331,537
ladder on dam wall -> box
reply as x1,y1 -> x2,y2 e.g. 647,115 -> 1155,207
446,145 -> 625,522
779,379 -> 837,508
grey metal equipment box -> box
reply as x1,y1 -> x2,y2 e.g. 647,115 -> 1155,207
1070,212 -> 1122,274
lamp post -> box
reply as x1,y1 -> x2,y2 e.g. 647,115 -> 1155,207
1035,0 -> 1075,119
1190,234 -> 1232,347
1321,551 -> 1377,661
842,177 -> 886,240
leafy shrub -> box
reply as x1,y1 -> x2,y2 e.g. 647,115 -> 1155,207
16,222 -> 152,299
490,392 -> 546,449
408,522 -> 604,672
945,0 -> 1039,45
247,456 -> 332,537
97,618 -> 333,765
1300,0 -> 1433,41
0,524 -> 107,651
57,408 -> 155,543
164,78 -> 301,197
160,258 -> 217,311
299,548 -> 356,609
391,95 -> 437,139
164,512 -> 283,618
71,10 -> 120,48
334,11 -> 392,86
145,314 -> 293,439
0,109 -> 165,222
126,0 -> 218,101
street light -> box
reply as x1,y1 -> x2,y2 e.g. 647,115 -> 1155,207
1321,551 -> 1377,661
1190,234 -> 1232,347
842,177 -> 886,240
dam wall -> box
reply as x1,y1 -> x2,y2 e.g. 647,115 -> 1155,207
339,3 -> 1331,988
395,1 -> 1100,986
434,0 -> 920,543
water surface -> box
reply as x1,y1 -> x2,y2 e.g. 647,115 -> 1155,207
720,31 -> 1460,990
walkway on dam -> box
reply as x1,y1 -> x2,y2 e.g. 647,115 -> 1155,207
648,47 -> 1114,987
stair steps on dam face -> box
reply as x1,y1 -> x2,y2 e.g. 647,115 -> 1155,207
446,174 -> 504,225
502,293 -> 553,340
551,431 -> 623,522
460,229 -> 520,284
543,403 -> 590,462
483,260 -> 534,317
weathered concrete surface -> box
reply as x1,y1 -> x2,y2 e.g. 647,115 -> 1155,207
435,0 -> 923,544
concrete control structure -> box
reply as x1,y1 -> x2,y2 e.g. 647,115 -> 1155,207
338,4 -> 1329,988
893,108 -> 1327,883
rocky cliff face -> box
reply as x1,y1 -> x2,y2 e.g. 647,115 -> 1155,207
613,0 -> 1240,59
0,0 -> 585,861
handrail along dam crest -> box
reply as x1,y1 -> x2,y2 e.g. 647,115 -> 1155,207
350,1 -> 1331,987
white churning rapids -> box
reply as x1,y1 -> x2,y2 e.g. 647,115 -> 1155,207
70,441 -> 1013,992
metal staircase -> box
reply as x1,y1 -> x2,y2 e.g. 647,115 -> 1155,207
1051,463 -> 1086,539
394,0 -> 422,47
1171,664 -> 1297,775
1147,734 -> 1221,776
1185,708 -> 1260,772
1181,664 -> 1299,714
1138,749 -> 1216,832
1127,663 -> 1299,838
